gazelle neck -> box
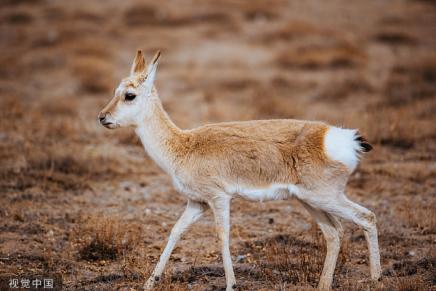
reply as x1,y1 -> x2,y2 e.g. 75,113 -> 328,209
135,99 -> 183,175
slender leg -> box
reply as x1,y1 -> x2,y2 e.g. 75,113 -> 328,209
299,200 -> 343,291
144,200 -> 206,290
344,198 -> 382,281
209,197 -> 236,291
305,194 -> 381,281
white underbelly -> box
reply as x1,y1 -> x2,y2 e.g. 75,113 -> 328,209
231,183 -> 299,202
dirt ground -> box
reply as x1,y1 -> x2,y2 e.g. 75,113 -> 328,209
0,0 -> 435,290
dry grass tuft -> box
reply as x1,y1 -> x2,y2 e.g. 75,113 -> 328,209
77,216 -> 143,262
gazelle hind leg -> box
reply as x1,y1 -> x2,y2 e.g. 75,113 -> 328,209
305,194 -> 381,281
299,200 -> 343,290
345,198 -> 382,281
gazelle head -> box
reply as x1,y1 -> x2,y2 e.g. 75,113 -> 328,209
98,50 -> 161,129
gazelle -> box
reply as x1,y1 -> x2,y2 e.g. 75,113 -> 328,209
98,50 -> 381,290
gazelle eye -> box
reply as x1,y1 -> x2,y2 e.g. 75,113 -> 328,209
125,92 -> 136,101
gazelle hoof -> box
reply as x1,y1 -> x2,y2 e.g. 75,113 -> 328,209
143,277 -> 156,290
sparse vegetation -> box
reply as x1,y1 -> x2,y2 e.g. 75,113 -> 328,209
0,0 -> 435,290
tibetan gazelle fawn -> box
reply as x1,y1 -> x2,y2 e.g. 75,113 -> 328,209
98,50 -> 381,290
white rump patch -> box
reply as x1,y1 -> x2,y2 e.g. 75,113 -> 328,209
324,126 -> 361,171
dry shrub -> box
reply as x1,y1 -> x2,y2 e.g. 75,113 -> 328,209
72,56 -> 114,94
74,216 -> 189,290
77,216 -> 143,261
276,43 -> 365,70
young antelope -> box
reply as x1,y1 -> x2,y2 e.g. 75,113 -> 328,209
98,50 -> 381,291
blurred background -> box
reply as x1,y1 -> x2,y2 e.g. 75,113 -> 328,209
0,0 -> 435,290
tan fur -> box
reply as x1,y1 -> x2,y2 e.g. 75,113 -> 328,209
172,119 -> 334,186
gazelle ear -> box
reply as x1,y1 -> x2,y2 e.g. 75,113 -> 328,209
130,49 -> 146,76
143,50 -> 161,90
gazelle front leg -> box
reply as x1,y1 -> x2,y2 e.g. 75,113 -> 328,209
144,200 -> 206,290
209,196 -> 236,291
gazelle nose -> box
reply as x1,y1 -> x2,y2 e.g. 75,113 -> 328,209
98,113 -> 106,122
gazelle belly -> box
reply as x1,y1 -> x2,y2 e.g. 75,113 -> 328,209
231,183 -> 300,202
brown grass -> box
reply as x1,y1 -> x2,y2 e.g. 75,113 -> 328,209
260,20 -> 328,42
384,55 -> 436,106
0,95 -> 122,193
276,43 -> 366,70
71,56 -> 115,94
1,0 -> 435,290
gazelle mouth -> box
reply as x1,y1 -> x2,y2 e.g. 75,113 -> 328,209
101,121 -> 116,129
